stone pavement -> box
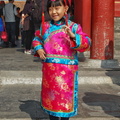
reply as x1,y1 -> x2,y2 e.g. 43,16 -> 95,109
0,41 -> 120,119
0,84 -> 120,120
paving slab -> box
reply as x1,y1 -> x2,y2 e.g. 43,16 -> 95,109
0,68 -> 120,85
0,84 -> 120,120
0,48 -> 41,71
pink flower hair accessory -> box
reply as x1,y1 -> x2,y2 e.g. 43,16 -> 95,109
51,0 -> 56,1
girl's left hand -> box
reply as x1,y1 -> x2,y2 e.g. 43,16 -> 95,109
62,25 -> 75,39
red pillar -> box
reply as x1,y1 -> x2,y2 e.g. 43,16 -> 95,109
90,0 -> 114,60
74,0 -> 91,37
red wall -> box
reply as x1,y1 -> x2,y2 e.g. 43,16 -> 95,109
74,0 -> 91,37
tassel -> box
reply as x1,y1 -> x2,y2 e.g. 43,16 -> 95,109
64,0 -> 67,5
68,0 -> 71,6
41,0 -> 46,35
63,0 -> 68,26
64,12 -> 68,26
41,12 -> 45,35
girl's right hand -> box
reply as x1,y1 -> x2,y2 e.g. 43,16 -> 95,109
62,25 -> 75,39
37,49 -> 46,60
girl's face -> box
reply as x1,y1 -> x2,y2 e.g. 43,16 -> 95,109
48,4 -> 68,22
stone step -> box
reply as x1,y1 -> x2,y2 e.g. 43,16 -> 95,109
114,41 -> 120,44
0,69 -> 120,85
114,50 -> 120,54
114,27 -> 120,31
114,38 -> 120,42
115,46 -> 120,50
115,47 -> 120,51
114,32 -> 120,38
114,37 -> 120,40
115,42 -> 120,44
115,45 -> 120,50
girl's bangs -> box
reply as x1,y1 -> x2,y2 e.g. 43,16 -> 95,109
47,0 -> 71,13
47,0 -> 64,8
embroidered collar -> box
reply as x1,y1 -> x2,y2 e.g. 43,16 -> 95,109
52,18 -> 65,26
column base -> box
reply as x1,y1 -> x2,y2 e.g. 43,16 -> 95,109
81,59 -> 119,68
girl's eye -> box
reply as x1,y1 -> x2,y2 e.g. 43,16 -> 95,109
55,6 -> 60,10
49,7 -> 52,11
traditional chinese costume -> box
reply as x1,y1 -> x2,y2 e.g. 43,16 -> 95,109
32,19 -> 91,117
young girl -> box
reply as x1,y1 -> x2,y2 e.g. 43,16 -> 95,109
32,0 -> 91,120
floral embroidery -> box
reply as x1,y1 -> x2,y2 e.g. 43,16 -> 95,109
61,71 -> 66,75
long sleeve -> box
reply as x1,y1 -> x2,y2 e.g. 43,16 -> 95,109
32,30 -> 43,51
32,22 -> 50,52
70,23 -> 91,52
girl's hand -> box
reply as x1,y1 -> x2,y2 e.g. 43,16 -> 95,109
37,49 -> 46,60
62,25 -> 75,39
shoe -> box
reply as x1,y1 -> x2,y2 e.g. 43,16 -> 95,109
24,50 -> 32,55
24,49 -> 35,55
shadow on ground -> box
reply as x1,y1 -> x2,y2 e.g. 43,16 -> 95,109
19,100 -> 48,119
16,48 -> 24,53
101,41 -> 120,85
105,68 -> 120,85
83,92 -> 120,118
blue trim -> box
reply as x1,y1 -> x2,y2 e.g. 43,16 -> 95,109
41,105 -> 77,117
74,71 -> 78,116
43,57 -> 78,65
33,36 -> 44,51
34,45 -> 43,51
33,36 -> 41,42
70,23 -> 82,49
74,34 -> 81,48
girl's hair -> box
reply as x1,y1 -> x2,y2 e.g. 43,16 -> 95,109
47,0 -> 71,13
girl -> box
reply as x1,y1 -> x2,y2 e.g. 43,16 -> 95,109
32,0 -> 91,120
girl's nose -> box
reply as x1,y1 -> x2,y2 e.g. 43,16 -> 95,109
52,8 -> 56,13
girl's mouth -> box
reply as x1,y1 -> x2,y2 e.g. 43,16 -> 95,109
52,15 -> 58,18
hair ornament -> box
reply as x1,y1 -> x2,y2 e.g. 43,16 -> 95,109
51,0 -> 56,1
